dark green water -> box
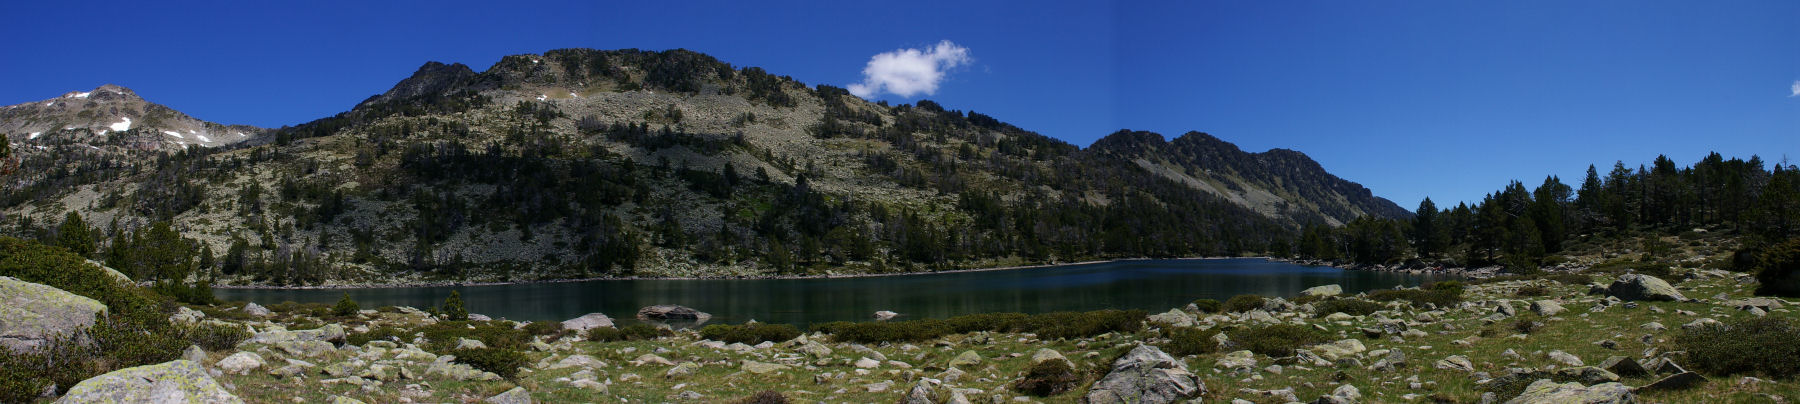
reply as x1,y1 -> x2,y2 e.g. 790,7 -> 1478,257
214,259 -> 1451,326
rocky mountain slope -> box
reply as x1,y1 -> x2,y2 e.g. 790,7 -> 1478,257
0,84 -> 261,150
0,48 -> 1406,285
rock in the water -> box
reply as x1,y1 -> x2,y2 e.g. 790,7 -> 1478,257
56,360 -> 242,404
948,350 -> 983,367
1531,300 -> 1566,316
483,386 -> 532,404
636,305 -> 711,321
217,351 -> 265,375
0,276 -> 108,353
243,302 -> 271,317
874,310 -> 899,321
1606,274 -> 1686,302
1502,379 -> 1633,404
561,313 -> 615,335
1301,284 -> 1343,297
1086,345 -> 1204,404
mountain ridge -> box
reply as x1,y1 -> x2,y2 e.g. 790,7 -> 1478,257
2,47 -> 1408,285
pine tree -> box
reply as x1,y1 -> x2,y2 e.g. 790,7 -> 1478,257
441,290 -> 468,321
54,211 -> 96,256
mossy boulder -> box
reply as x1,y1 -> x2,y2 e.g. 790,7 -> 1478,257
55,360 -> 242,403
0,276 -> 107,353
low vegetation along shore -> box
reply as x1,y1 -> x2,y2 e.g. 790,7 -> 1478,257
4,234 -> 1800,403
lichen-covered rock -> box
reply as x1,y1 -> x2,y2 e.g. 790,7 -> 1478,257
741,360 -> 790,374
1301,284 -> 1343,297
636,305 -> 711,321
169,306 -> 205,324
1502,379 -> 1633,404
56,360 -> 243,404
1435,355 -> 1475,372
1147,309 -> 1196,327
1030,348 -> 1071,367
796,340 -> 833,358
1312,339 -> 1367,361
948,350 -> 983,367
243,302 -> 271,317
552,354 -> 607,369
1531,300 -> 1566,316
0,276 -> 107,353
1086,345 -> 1204,404
217,352 -> 265,375
1607,274 -> 1686,302
561,313 -> 615,335
482,386 -> 532,404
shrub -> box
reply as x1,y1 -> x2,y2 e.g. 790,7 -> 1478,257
1223,295 -> 1266,313
1190,299 -> 1222,313
418,321 -> 527,352
1674,317 -> 1800,377
826,320 -> 952,343
349,326 -> 412,346
448,347 -> 527,379
332,293 -> 360,317
1227,324 -> 1328,357
1023,310 -> 1145,340
152,280 -> 219,306
1014,359 -> 1080,396
521,321 -> 566,338
1511,318 -> 1542,334
1312,298 -> 1384,317
440,291 -> 468,321
1161,328 -> 1221,357
187,322 -> 251,351
945,312 -> 1028,333
585,327 -> 625,342
1513,285 -> 1549,297
699,323 -> 801,344
1755,238 -> 1800,297
620,324 -> 667,340
732,390 -> 789,404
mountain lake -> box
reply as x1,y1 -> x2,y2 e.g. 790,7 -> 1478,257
214,258 -> 1454,327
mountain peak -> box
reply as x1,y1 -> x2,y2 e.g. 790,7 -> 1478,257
3,84 -> 259,150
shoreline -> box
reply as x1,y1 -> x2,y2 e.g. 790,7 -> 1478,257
211,256 -> 1277,290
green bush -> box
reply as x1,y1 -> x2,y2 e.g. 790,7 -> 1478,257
620,324 -> 667,340
1511,318 -> 1542,335
1022,310 -> 1146,340
1755,238 -> 1800,297
1161,328 -> 1221,357
1190,299 -> 1222,313
1014,359 -> 1080,396
440,291 -> 468,321
945,312 -> 1029,333
821,310 -> 1145,343
521,321 -> 566,338
1227,324 -> 1328,357
349,326 -> 412,346
448,347 -> 527,379
418,321 -> 527,352
152,280 -> 218,306
699,323 -> 801,344
1223,294 -> 1266,313
585,327 -> 624,342
332,293 -> 360,317
1674,317 -> 1800,377
187,322 -> 251,351
825,320 -> 953,343
1312,298 -> 1384,317
1513,285 -> 1549,297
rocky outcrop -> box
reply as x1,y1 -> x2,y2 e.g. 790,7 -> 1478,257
561,313 -> 615,335
243,324 -> 345,346
1502,379 -> 1633,404
1086,345 -> 1204,404
636,305 -> 711,321
0,276 -> 107,353
56,360 -> 243,404
243,302 -> 271,317
874,310 -> 898,321
1606,274 -> 1685,302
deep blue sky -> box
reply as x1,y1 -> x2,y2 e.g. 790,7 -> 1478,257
3,1 -> 1795,208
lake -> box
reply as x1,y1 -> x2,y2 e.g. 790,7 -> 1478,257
214,258 -> 1452,327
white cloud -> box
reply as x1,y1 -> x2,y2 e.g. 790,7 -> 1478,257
848,40 -> 972,99
1791,80 -> 1799,97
